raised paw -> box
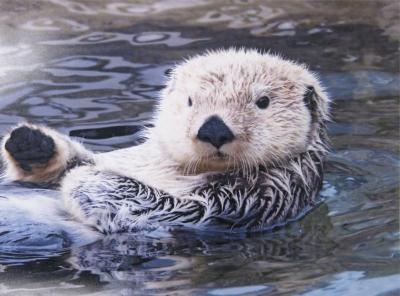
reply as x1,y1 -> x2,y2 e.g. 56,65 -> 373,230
4,126 -> 56,171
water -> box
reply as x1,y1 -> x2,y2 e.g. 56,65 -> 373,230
0,0 -> 399,295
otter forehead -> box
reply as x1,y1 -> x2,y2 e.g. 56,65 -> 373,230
170,49 -> 315,106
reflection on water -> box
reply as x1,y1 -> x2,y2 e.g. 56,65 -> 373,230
43,31 -> 208,46
0,0 -> 399,295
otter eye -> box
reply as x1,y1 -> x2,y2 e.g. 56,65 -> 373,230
188,97 -> 193,107
256,96 -> 270,109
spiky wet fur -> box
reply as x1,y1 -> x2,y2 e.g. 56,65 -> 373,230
1,49 -> 330,233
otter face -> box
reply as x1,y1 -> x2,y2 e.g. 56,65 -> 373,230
153,49 -> 329,174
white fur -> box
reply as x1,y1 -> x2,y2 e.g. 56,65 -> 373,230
153,49 -> 329,174
1,49 -> 330,232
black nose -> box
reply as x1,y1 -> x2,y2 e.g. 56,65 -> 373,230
197,115 -> 235,149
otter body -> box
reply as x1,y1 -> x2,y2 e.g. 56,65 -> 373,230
1,49 -> 330,233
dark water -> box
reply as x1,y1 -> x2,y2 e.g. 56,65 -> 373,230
0,1 -> 399,295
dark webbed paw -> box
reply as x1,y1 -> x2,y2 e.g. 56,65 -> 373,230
5,126 -> 56,171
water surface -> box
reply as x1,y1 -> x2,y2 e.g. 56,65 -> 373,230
0,1 -> 399,295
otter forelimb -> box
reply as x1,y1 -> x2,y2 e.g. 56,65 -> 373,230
64,155 -> 323,233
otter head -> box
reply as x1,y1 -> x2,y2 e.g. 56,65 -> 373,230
153,49 -> 329,174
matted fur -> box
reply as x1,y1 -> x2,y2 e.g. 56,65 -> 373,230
1,49 -> 330,233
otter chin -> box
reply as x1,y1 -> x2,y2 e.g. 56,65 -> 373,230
1,48 -> 330,233
184,152 -> 232,175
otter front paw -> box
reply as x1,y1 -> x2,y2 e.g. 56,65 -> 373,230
5,126 -> 56,172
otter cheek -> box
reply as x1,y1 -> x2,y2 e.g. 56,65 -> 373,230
294,113 -> 312,149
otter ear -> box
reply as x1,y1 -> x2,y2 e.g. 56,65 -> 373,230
303,86 -> 319,123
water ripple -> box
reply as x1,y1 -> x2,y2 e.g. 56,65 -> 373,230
42,31 -> 208,46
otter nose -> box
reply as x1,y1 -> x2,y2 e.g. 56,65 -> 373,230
197,115 -> 234,149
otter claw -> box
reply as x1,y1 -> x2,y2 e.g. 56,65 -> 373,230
5,126 -> 56,171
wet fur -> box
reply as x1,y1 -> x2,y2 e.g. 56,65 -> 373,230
0,49 -> 330,233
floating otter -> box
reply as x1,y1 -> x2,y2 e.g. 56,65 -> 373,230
1,49 -> 330,233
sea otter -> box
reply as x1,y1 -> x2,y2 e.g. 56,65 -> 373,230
1,49 -> 330,233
